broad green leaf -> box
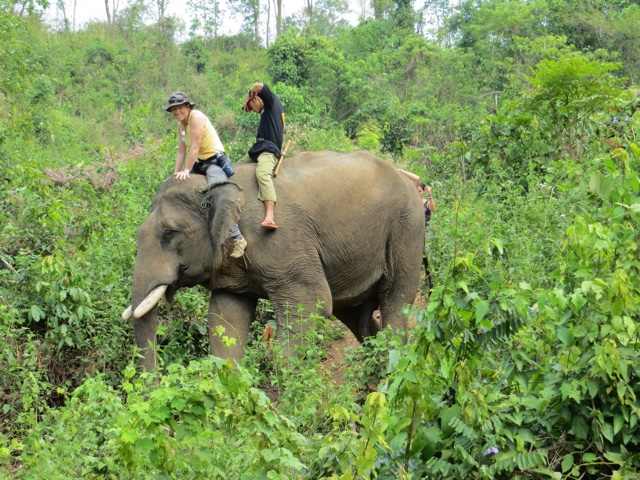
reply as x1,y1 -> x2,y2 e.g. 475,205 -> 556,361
613,414 -> 624,435
561,454 -> 574,473
411,426 -> 441,458
390,431 -> 408,451
475,299 -> 490,322
170,397 -> 186,412
572,415 -> 589,440
439,405 -> 460,438
30,304 -> 44,322
557,326 -> 574,345
589,172 -> 612,198
134,437 -> 154,454
490,237 -> 504,255
602,422 -> 615,442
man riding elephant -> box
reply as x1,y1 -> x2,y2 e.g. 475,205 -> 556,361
239,82 -> 285,230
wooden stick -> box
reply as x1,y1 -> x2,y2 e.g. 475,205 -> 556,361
273,139 -> 292,177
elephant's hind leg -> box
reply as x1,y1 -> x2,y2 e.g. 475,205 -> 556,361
334,304 -> 381,344
208,291 -> 258,363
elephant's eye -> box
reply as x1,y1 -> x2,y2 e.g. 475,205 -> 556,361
162,226 -> 180,243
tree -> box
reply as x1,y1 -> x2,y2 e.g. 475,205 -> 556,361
393,0 -> 415,30
371,0 -> 393,20
275,0 -> 282,36
229,0 -> 261,45
299,0 -> 349,36
3,0 -> 49,16
187,0 -> 224,41
103,0 -> 118,23
156,0 -> 168,19
522,53 -> 624,158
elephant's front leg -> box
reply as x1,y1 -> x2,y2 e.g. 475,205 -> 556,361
208,291 -> 257,363
270,278 -> 332,358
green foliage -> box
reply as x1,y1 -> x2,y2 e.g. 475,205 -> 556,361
0,13 -> 34,94
340,139 -> 640,479
523,52 -> 624,158
267,28 -> 315,87
2,2 -> 640,477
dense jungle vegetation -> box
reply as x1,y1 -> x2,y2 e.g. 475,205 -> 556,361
2,0 -> 640,477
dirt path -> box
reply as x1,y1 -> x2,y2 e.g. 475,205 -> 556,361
322,328 -> 361,385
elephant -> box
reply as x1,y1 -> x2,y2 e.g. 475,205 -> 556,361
122,150 -> 425,372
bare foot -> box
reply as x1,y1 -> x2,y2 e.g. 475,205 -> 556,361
260,220 -> 278,230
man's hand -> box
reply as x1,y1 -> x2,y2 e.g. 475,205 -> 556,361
249,83 -> 264,98
174,170 -> 190,180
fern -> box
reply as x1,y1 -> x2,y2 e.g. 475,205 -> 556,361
478,307 -> 525,347
488,450 -> 547,476
425,456 -> 454,477
449,416 -> 480,441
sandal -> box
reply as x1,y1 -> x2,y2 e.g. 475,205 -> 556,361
260,220 -> 279,230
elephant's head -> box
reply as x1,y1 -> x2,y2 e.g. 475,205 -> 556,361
122,176 -> 244,371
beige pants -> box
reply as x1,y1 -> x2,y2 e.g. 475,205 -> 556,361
237,152 -> 278,202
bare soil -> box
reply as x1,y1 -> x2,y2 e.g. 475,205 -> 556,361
321,290 -> 429,385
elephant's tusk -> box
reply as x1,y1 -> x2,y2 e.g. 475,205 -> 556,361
133,285 -> 168,318
122,305 -> 132,320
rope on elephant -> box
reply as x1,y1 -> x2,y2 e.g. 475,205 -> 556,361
198,180 -> 244,195
197,180 -> 244,211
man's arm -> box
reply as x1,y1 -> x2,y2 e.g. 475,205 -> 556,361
249,83 -> 264,100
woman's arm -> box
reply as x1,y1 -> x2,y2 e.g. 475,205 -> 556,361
398,169 -> 420,188
424,185 -> 436,212
173,126 -> 187,176
174,111 -> 205,180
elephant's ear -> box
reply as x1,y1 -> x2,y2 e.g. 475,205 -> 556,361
201,181 -> 245,265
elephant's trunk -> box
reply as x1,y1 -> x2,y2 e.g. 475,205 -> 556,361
129,258 -> 172,372
133,307 -> 159,372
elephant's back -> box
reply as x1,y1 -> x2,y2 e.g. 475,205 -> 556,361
233,150 -> 422,230
230,151 -> 424,304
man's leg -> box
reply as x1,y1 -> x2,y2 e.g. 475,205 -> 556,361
235,154 -> 253,166
205,165 -> 246,257
255,152 -> 278,229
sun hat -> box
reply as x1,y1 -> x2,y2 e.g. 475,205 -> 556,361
164,91 -> 195,112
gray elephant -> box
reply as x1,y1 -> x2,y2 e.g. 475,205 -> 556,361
122,151 -> 425,372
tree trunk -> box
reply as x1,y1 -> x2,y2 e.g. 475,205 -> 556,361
277,0 -> 282,37
266,0 -> 271,46
372,0 -> 383,20
305,0 -> 313,33
157,0 -> 169,20
104,0 -> 111,23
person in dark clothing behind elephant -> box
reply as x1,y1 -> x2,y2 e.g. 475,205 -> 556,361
239,82 -> 284,230
164,91 -> 247,258
399,169 -> 436,291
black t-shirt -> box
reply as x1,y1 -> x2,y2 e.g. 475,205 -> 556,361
248,84 -> 285,160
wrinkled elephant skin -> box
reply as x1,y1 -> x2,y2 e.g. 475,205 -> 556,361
127,151 -> 425,371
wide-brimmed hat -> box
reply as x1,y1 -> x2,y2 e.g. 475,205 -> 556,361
164,91 -> 195,112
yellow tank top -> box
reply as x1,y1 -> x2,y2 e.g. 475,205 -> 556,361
180,110 -> 225,160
